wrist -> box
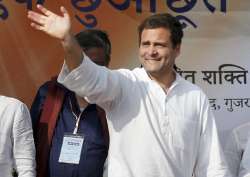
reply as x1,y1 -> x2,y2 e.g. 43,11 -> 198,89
61,32 -> 74,47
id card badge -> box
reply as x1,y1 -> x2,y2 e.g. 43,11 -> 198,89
58,133 -> 84,164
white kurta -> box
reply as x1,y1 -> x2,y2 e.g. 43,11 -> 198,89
58,56 -> 231,177
224,122 -> 250,177
0,96 -> 36,177
238,125 -> 250,177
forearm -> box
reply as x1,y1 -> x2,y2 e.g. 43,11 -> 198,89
61,32 -> 83,71
58,56 -> 123,105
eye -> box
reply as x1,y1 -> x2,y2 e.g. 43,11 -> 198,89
141,41 -> 150,47
155,43 -> 167,48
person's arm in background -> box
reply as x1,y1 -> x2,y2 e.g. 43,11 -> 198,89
239,137 -> 250,177
27,5 -> 82,71
224,131 -> 242,177
13,102 -> 36,177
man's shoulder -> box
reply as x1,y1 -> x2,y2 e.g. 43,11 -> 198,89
234,122 -> 250,132
111,67 -> 146,83
176,74 -> 206,96
0,95 -> 24,108
0,96 -> 27,119
38,78 -> 69,94
233,122 -> 250,141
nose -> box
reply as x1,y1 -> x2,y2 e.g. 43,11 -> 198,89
148,46 -> 158,56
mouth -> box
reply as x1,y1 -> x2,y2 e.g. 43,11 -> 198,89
145,58 -> 161,61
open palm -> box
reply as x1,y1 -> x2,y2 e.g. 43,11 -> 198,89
28,5 -> 71,40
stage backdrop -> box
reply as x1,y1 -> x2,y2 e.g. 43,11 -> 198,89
1,0 -> 249,146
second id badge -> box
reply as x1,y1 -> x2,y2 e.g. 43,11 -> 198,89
58,133 -> 84,164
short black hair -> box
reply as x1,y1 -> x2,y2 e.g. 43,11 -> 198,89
138,13 -> 183,48
75,29 -> 111,64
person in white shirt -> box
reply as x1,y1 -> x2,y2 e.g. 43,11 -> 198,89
236,128 -> 250,177
0,96 -> 36,177
224,122 -> 250,177
27,4 -> 231,177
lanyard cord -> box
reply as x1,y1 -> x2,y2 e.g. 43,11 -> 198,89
69,98 -> 84,135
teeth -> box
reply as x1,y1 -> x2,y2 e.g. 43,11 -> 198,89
146,59 -> 160,61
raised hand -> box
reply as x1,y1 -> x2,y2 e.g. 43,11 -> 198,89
28,4 -> 71,40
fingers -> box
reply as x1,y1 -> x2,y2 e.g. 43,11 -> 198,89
27,11 -> 46,25
37,4 -> 52,16
60,6 -> 70,19
30,22 -> 44,31
27,10 -> 46,31
27,4 -> 52,31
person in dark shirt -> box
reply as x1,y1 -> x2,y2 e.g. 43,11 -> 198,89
30,29 -> 111,177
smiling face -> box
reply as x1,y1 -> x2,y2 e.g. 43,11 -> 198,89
139,27 -> 180,80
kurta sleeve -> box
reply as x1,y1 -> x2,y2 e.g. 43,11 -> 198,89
194,98 -> 232,177
57,55 -> 127,108
12,103 -> 36,177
